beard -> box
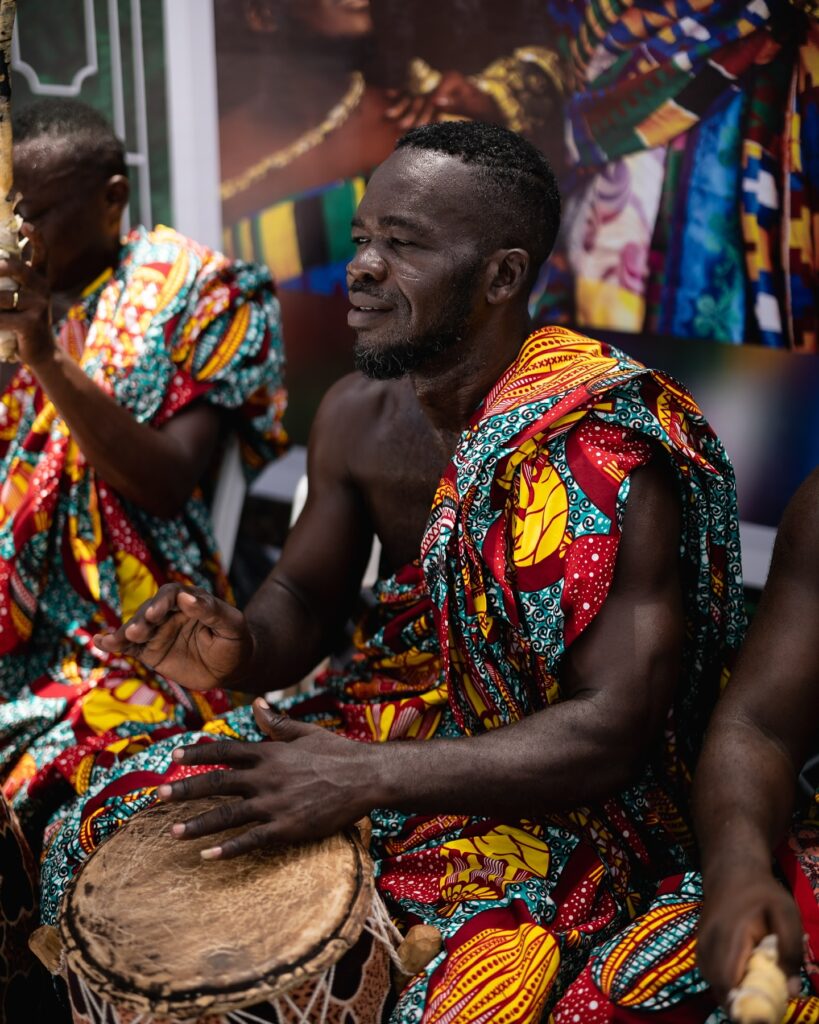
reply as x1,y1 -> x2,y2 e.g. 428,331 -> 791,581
352,261 -> 482,380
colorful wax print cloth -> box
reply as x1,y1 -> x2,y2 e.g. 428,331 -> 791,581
33,327 -> 742,1024
380,325 -> 744,1021
532,0 -> 819,350
0,224 -> 286,848
553,815 -> 819,1021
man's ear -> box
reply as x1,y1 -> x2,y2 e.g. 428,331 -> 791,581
485,248 -> 530,305
104,174 -> 130,227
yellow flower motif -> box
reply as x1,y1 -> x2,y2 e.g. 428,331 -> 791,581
4,753 -> 37,799
510,456 -> 569,569
69,489 -> 103,601
439,824 -> 551,910
203,718 -> 243,739
114,552 -> 159,624
80,679 -> 172,736
0,459 -> 34,522
0,391 -> 22,441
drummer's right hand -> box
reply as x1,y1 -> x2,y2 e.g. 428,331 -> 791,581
696,860 -> 803,1009
93,584 -> 253,691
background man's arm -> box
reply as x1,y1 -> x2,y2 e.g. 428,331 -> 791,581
694,469 -> 819,1004
0,252 -> 223,517
30,352 -> 223,518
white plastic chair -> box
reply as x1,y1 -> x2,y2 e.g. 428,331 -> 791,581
209,435 -> 245,570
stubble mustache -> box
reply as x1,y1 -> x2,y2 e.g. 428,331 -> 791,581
348,281 -> 396,305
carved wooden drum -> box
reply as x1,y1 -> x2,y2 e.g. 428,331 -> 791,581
48,798 -> 400,1023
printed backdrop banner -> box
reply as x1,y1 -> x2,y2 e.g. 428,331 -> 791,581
214,0 -> 819,442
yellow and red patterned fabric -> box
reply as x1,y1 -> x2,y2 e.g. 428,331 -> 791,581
0,225 -> 286,848
280,326 -> 743,1022
553,812 -> 819,1021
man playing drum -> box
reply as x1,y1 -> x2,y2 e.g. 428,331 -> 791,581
97,121 -> 744,1023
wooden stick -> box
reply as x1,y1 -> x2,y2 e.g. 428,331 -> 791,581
0,0 -> 20,362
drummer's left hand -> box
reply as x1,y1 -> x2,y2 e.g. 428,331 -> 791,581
158,698 -> 377,858
0,231 -> 56,369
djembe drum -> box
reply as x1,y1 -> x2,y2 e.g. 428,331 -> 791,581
30,799 -> 440,1024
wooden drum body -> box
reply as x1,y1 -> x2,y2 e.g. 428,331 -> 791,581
47,798 -> 396,1023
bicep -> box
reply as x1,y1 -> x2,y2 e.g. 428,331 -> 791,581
254,383 -> 375,633
561,456 -> 683,744
713,470 -> 819,768
158,401 -> 224,491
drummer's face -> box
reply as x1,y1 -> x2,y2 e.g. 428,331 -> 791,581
13,140 -> 127,293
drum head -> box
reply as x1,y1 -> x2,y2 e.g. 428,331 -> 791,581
59,798 -> 374,1019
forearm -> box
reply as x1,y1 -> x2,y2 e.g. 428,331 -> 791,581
232,575 -> 341,695
31,348 -> 198,516
694,716 -> 797,888
369,696 -> 644,819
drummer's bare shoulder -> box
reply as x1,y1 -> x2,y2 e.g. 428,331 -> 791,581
306,373 -> 448,565
307,372 -> 412,480
265,374 -> 400,632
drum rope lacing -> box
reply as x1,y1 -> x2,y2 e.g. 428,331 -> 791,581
70,894 -> 408,1024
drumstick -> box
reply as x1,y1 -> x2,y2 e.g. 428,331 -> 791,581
0,0 -> 21,362
728,935 -> 789,1024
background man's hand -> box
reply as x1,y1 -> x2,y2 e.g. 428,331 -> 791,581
94,584 -> 255,691
157,699 -> 376,857
0,237 -> 55,369
697,864 -> 803,1008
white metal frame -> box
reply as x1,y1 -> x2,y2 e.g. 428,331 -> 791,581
12,0 -> 99,96
12,0 -> 154,228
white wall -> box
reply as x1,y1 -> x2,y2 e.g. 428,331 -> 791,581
163,0 -> 222,249
164,0 -> 244,562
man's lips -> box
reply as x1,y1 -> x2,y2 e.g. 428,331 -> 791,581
349,293 -> 392,310
348,293 -> 394,326
348,304 -> 393,327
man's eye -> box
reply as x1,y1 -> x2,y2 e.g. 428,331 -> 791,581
391,238 -> 412,248
351,236 -> 368,246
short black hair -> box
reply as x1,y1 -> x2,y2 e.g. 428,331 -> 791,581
396,120 -> 560,281
13,98 -> 127,179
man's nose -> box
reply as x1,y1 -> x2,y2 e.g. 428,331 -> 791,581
346,244 -> 387,285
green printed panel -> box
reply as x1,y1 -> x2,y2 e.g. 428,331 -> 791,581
12,0 -> 170,227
